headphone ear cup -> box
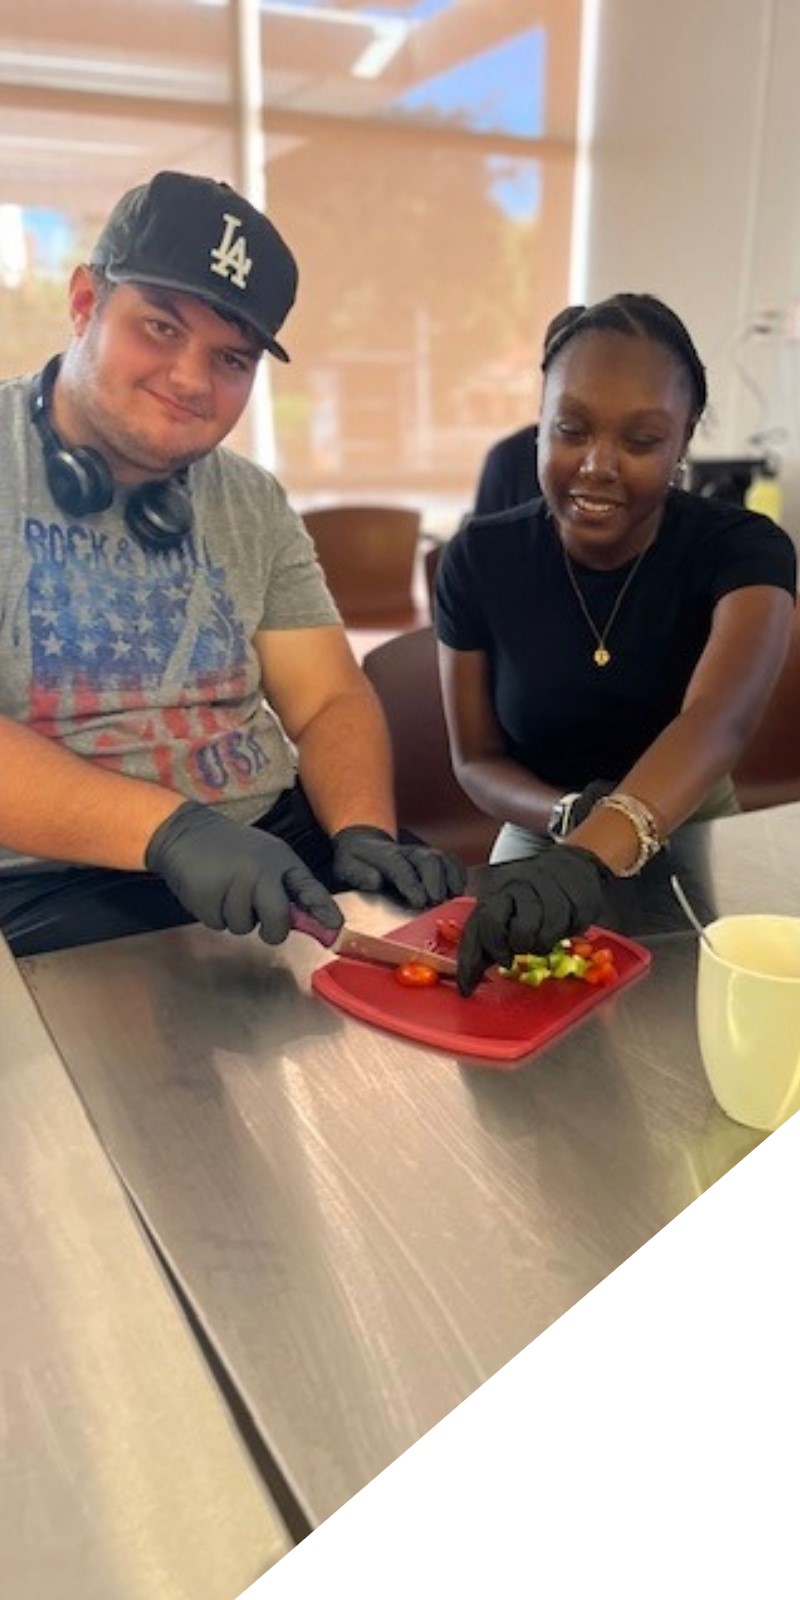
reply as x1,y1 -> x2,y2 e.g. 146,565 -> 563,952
30,358 -> 193,547
45,445 -> 114,519
125,477 -> 193,552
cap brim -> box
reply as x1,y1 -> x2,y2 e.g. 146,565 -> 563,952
97,266 -> 291,362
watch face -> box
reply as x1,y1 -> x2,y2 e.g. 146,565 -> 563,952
548,794 -> 579,838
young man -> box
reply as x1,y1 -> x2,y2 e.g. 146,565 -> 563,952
0,170 -> 464,956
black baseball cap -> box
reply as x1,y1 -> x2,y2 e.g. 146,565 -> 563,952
90,170 -> 298,362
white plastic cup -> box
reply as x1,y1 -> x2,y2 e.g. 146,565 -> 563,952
697,914 -> 800,1131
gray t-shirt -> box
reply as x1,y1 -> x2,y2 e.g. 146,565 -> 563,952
0,372 -> 341,872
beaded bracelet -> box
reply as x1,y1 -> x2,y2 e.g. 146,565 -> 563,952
595,792 -> 663,877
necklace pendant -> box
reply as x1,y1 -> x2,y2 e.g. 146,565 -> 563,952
593,646 -> 611,667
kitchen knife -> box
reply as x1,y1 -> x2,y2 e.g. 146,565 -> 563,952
290,907 -> 459,977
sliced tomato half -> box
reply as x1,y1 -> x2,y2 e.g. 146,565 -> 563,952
394,961 -> 441,988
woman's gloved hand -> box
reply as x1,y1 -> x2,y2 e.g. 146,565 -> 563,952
145,801 -> 343,943
332,825 -> 466,909
457,844 -> 613,997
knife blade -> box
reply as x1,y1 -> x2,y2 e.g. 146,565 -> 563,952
290,907 -> 459,977
329,925 -> 459,976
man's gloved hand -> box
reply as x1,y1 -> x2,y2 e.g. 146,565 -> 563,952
457,844 -> 613,997
332,825 -> 466,909
566,779 -> 616,832
145,801 -> 343,944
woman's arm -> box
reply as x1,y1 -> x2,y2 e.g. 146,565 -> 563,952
437,639 -> 564,832
440,585 -> 794,874
568,584 -> 795,873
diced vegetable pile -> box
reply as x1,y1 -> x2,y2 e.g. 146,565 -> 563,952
499,937 -> 618,987
392,922 -> 618,990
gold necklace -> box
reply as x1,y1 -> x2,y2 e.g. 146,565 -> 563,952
560,540 -> 652,667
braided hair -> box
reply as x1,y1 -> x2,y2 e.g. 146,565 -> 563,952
541,294 -> 707,426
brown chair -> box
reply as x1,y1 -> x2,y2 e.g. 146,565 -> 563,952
733,605 -> 800,809
423,541 -> 442,617
362,626 -> 498,865
302,504 -> 424,629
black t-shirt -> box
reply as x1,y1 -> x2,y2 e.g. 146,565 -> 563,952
474,424 -> 540,515
435,489 -> 797,790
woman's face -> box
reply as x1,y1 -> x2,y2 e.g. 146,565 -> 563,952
537,328 -> 695,566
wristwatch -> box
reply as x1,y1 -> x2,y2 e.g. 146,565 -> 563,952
546,791 -> 581,839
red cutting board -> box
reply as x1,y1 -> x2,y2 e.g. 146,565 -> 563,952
311,897 -> 651,1067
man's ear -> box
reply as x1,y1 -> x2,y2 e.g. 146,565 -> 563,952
68,264 -> 100,336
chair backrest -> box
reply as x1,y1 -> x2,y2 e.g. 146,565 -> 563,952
362,626 -> 498,865
423,541 -> 442,616
302,504 -> 422,628
733,605 -> 800,810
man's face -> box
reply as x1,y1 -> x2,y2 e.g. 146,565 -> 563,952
58,268 -> 263,483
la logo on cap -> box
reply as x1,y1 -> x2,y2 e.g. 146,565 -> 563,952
209,212 -> 252,289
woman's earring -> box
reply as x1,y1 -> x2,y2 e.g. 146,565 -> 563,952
672,456 -> 688,488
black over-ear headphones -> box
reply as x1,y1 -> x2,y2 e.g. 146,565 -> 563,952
29,354 -> 193,553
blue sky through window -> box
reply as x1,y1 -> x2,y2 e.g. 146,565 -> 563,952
9,206 -> 74,277
397,27 -> 545,140
486,157 -> 540,222
365,0 -> 449,15
268,0 -> 449,13
18,11 -> 544,254
395,24 -> 545,218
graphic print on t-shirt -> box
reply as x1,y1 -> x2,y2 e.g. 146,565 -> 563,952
21,516 -> 274,799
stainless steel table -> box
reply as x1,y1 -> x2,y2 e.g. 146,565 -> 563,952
0,936 -> 291,1599
19,804 -> 800,1528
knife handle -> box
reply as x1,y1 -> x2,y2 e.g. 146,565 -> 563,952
289,906 -> 342,948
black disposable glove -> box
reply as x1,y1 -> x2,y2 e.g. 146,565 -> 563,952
332,825 -> 466,909
457,844 -> 613,997
145,801 -> 343,945
567,779 -> 616,832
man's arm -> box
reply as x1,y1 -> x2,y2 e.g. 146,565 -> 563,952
253,623 -> 398,835
255,622 -> 465,907
0,714 -> 185,868
0,712 -> 345,942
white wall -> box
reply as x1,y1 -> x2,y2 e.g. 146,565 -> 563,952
581,0 -> 800,536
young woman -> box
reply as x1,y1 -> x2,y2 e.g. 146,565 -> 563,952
436,294 -> 796,994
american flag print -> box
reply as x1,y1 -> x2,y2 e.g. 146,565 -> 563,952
21,518 -> 278,801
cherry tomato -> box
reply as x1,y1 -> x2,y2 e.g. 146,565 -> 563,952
571,938 -> 595,960
394,961 -> 441,988
435,917 -> 463,947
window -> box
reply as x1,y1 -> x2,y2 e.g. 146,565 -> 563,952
0,0 -> 581,521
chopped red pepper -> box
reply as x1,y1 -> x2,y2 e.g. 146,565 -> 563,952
571,938 -> 595,960
583,944 -> 617,984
